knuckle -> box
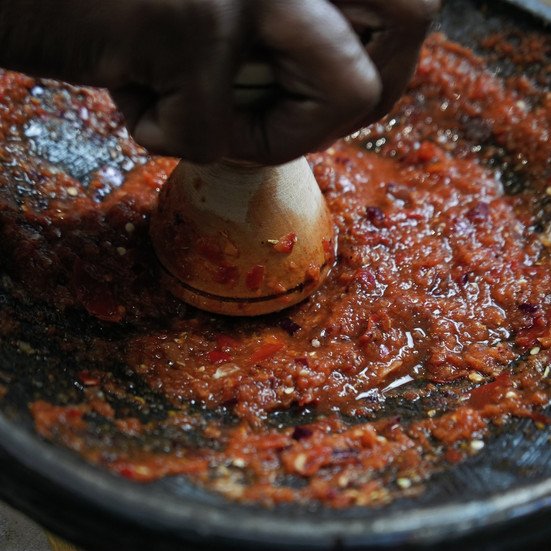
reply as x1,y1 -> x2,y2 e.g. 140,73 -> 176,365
339,60 -> 382,114
348,80 -> 382,114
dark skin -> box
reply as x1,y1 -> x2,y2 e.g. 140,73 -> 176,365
0,0 -> 439,165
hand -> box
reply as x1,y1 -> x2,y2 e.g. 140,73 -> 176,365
226,0 -> 441,164
0,0 -> 440,165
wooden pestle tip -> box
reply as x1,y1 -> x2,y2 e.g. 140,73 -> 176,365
150,157 -> 335,316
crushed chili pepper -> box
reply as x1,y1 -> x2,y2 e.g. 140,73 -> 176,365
245,265 -> 265,291
249,338 -> 285,364
208,350 -> 233,365
0,30 -> 549,509
271,232 -> 297,254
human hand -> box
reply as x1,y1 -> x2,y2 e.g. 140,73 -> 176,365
0,0 -> 440,164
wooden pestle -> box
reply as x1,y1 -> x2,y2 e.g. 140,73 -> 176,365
150,64 -> 335,316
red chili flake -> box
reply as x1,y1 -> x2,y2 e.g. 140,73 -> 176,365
445,448 -> 464,464
516,312 -> 549,348
77,370 -> 100,387
466,202 -> 490,223
216,335 -> 239,351
538,336 -> 551,349
338,271 -> 355,285
279,317 -> 302,336
65,408 -> 83,421
197,238 -> 222,264
365,206 -> 385,224
214,265 -> 239,286
518,303 -> 538,315
208,350 -> 232,364
355,267 -> 376,286
272,232 -> 297,254
250,340 -> 284,364
292,426 -> 313,440
114,463 -> 154,481
245,265 -> 265,291
416,141 -> 442,163
469,372 -> 511,409
118,466 -> 137,480
295,357 -> 309,367
334,155 -> 351,166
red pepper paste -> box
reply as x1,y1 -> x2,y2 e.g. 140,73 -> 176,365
0,31 -> 549,507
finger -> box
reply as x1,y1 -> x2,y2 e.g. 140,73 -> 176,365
132,68 -> 234,163
336,0 -> 441,124
131,0 -> 248,163
229,0 -> 382,164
